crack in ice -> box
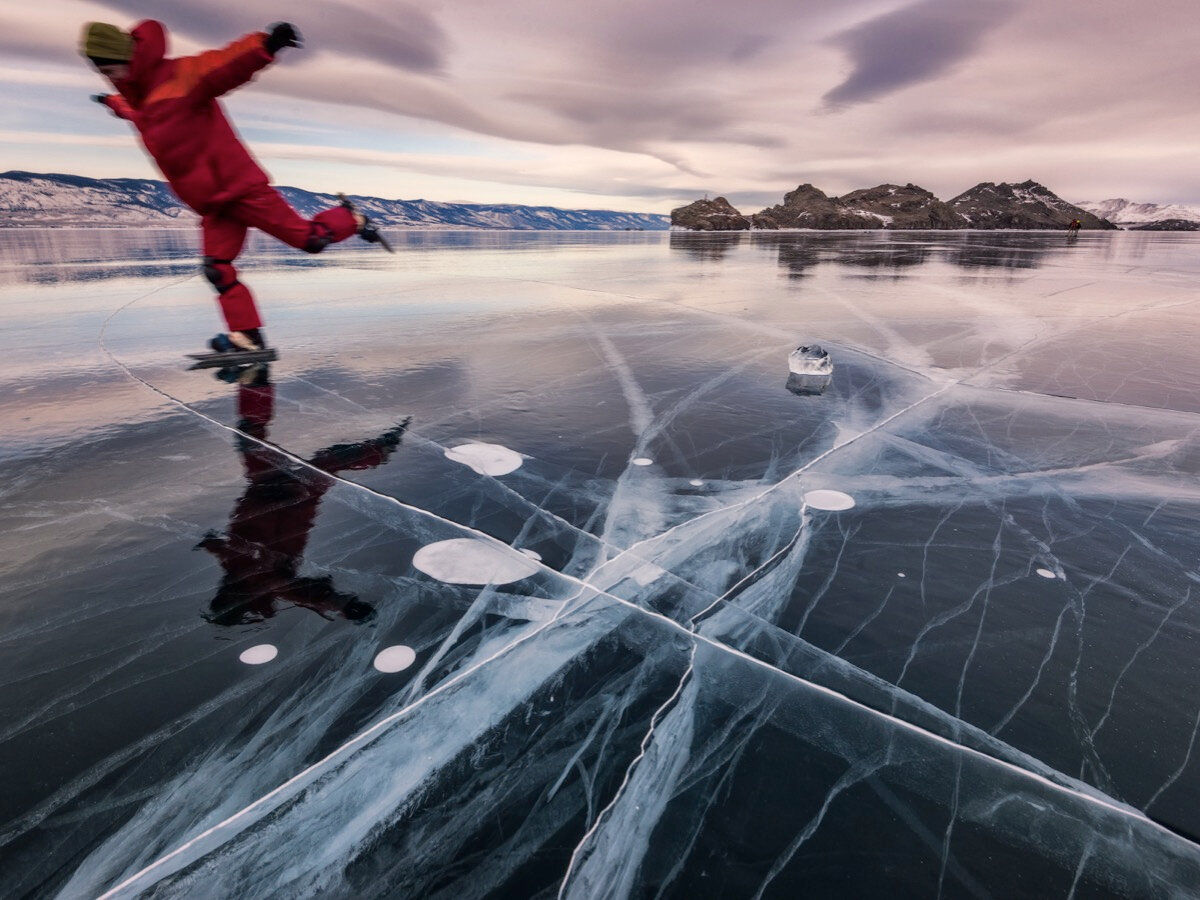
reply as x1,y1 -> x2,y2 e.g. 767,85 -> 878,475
88,267 -> 1200,897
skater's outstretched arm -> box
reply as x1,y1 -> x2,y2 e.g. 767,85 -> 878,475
180,22 -> 302,102
92,92 -> 133,120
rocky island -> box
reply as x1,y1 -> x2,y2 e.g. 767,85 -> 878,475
672,180 -> 1116,231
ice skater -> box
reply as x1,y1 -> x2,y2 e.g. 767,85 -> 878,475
80,20 -> 391,361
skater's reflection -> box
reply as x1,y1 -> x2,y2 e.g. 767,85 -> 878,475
199,365 -> 409,626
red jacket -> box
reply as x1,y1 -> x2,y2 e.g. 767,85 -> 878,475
103,20 -> 275,214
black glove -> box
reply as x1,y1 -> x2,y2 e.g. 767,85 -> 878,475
91,94 -> 109,104
265,22 -> 302,55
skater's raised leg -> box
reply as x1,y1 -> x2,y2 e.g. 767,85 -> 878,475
227,183 -> 361,253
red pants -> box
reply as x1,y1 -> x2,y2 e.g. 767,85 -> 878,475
201,183 -> 359,331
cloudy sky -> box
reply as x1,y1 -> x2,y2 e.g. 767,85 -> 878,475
2,0 -> 1196,213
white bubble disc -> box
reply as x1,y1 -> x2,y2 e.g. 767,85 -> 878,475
239,644 -> 278,665
374,645 -> 417,673
444,443 -> 523,476
803,490 -> 856,511
413,538 -> 540,585
1036,568 -> 1057,579
632,457 -> 654,466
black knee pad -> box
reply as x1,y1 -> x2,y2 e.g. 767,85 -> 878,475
202,257 -> 237,293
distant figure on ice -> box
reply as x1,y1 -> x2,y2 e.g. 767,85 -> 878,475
1068,218 -> 1082,232
198,364 -> 409,626
80,20 -> 390,357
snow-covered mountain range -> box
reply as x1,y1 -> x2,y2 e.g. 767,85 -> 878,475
1074,199 -> 1200,230
0,171 -> 670,231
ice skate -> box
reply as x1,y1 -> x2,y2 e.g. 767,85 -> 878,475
339,193 -> 394,253
187,330 -> 277,369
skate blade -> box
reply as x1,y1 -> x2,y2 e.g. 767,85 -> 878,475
187,348 -> 278,370
363,226 -> 394,253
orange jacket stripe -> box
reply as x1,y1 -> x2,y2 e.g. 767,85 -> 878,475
145,33 -> 269,105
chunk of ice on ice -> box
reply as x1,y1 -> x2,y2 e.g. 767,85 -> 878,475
788,344 -> 833,376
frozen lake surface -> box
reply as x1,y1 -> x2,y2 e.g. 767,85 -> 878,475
2,228 -> 1200,897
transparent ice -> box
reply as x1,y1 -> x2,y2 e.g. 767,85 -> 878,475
1,229 -> 1199,898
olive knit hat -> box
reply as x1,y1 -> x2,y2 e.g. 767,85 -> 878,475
81,23 -> 134,65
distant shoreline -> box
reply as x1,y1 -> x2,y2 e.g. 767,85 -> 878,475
5,224 -> 1194,234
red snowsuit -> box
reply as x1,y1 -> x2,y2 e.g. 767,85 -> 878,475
99,20 -> 357,332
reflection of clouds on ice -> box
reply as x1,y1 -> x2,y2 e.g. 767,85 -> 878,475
57,235 -> 1200,898
560,298 -> 1200,894
78,400 -> 1200,897
811,283 -> 934,372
